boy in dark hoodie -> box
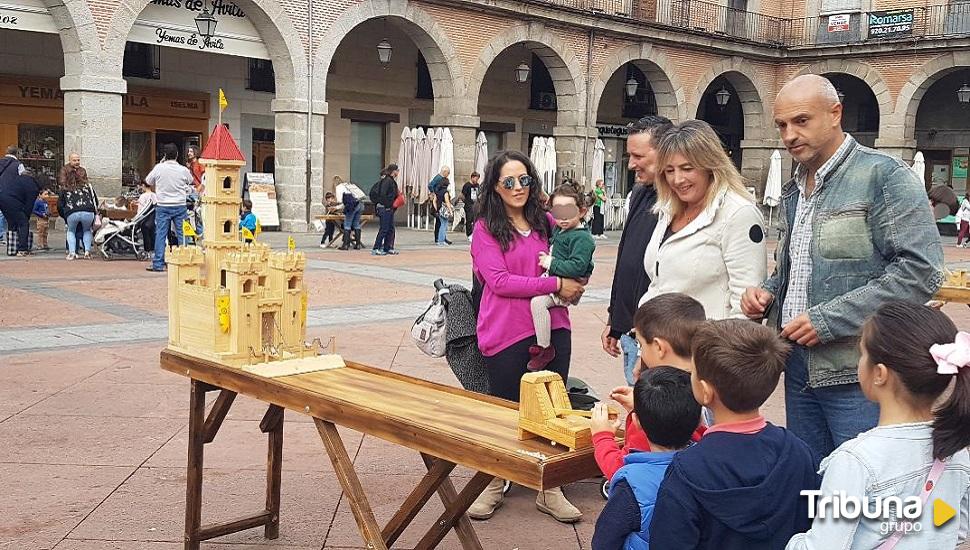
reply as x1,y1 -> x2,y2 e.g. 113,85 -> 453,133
649,319 -> 819,550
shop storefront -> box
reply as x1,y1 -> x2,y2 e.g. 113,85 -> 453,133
597,124 -> 632,197
0,75 -> 209,187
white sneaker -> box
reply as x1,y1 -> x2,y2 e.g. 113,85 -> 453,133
319,243 -> 328,249
66,253 -> 76,260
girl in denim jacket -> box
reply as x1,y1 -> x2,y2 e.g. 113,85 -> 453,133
787,301 -> 970,549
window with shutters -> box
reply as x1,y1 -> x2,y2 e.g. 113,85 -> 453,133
820,0 -> 862,15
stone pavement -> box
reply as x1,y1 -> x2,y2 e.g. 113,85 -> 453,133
2,226 -> 970,550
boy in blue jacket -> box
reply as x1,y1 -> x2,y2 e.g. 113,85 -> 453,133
649,319 -> 819,550
591,366 -> 701,550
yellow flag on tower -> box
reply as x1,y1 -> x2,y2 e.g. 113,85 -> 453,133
182,220 -> 197,237
288,236 -> 296,251
218,88 -> 228,112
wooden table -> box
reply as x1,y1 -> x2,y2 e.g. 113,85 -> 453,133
316,214 -> 376,248
160,350 -> 600,550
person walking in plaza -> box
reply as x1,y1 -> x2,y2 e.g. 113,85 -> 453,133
461,171 -> 481,241
469,149 -> 586,524
370,164 -> 400,256
0,146 -> 26,241
185,145 -> 205,237
432,170 -> 453,246
601,115 -> 672,385
335,176 -> 365,251
638,119 -> 767,320
591,178 -> 607,239
429,167 -> 452,245
0,170 -> 44,256
146,143 -> 193,272
741,74 -> 945,463
56,158 -> 99,260
956,191 -> 970,247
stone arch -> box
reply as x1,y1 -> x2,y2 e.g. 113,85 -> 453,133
894,51 -> 970,142
40,0 -> 101,74
590,43 -> 688,124
102,0 -> 307,99
313,0 -> 463,110
797,60 -> 892,127
468,22 -> 587,129
691,58 -> 770,140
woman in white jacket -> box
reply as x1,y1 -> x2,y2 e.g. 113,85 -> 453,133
638,120 -> 767,319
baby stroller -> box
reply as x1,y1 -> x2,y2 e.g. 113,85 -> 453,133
95,203 -> 155,260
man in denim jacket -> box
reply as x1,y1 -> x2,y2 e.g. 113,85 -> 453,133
742,75 -> 944,462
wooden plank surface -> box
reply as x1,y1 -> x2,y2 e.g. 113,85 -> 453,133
160,350 -> 601,490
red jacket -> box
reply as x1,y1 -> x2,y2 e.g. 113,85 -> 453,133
593,415 -> 707,480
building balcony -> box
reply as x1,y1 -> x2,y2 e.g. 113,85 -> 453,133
521,0 -> 970,48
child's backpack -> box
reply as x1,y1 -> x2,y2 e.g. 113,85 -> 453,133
411,279 -> 450,358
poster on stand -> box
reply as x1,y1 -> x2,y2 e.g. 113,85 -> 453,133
246,172 -> 279,228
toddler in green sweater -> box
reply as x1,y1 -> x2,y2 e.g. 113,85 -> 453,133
529,184 -> 596,371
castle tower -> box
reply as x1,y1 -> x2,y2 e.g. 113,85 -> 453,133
199,124 -> 247,286
222,249 -> 265,361
268,251 -> 308,353
165,246 -> 205,345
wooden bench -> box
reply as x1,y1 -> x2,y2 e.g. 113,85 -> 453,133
160,350 -> 600,550
315,213 -> 376,248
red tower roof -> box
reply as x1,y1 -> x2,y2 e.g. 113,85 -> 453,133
200,124 -> 246,162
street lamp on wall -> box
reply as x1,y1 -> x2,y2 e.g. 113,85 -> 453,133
958,83 -> 970,104
625,77 -> 639,98
715,87 -> 731,108
836,89 -> 846,104
194,3 -> 217,39
377,39 -> 393,67
515,62 -> 531,83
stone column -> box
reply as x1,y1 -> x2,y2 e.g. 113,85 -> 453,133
553,125 -> 598,189
875,137 -> 918,165
61,74 -> 126,197
272,98 -> 327,232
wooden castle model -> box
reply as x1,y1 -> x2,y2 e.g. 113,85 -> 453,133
166,125 -> 313,367
518,371 -> 615,450
935,270 -> 970,304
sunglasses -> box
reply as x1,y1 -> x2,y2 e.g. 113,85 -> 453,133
500,175 -> 534,190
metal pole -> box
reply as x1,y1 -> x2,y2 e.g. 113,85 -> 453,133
304,0 -> 314,228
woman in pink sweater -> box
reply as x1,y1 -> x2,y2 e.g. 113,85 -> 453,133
468,150 -> 586,523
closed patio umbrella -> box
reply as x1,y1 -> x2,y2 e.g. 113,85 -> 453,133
591,139 -> 606,188
543,137 -> 557,194
474,131 -> 488,177
396,126 -> 412,198
763,150 -> 783,226
440,128 -> 455,198
912,151 -> 926,187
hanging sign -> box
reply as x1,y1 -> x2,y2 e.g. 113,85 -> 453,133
828,14 -> 851,32
0,0 -> 58,33
129,0 -> 269,59
868,9 -> 914,39
246,172 -> 279,228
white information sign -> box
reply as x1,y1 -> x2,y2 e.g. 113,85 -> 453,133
0,0 -> 268,59
246,172 -> 279,228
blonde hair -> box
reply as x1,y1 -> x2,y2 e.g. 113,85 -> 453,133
654,120 -> 752,218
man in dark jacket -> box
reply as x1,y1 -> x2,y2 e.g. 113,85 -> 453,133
0,146 -> 26,239
370,164 -> 400,255
460,172 -> 481,240
0,170 -> 43,255
601,115 -> 673,384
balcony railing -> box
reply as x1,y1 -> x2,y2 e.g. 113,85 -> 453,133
523,0 -> 970,47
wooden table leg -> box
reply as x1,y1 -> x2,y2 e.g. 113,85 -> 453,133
314,418 -> 388,550
184,380 -> 207,550
413,472 -> 493,550
420,454 -> 484,550
382,456 -> 456,546
261,405 -> 284,539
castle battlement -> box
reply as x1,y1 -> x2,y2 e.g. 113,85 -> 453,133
167,246 -> 205,266
166,124 -> 310,368
269,251 -> 307,272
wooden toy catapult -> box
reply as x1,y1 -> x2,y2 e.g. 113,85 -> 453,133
517,371 -> 615,450
934,269 -> 970,305
165,124 -> 341,376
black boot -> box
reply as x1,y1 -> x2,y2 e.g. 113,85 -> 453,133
353,229 -> 363,250
338,230 -> 350,250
